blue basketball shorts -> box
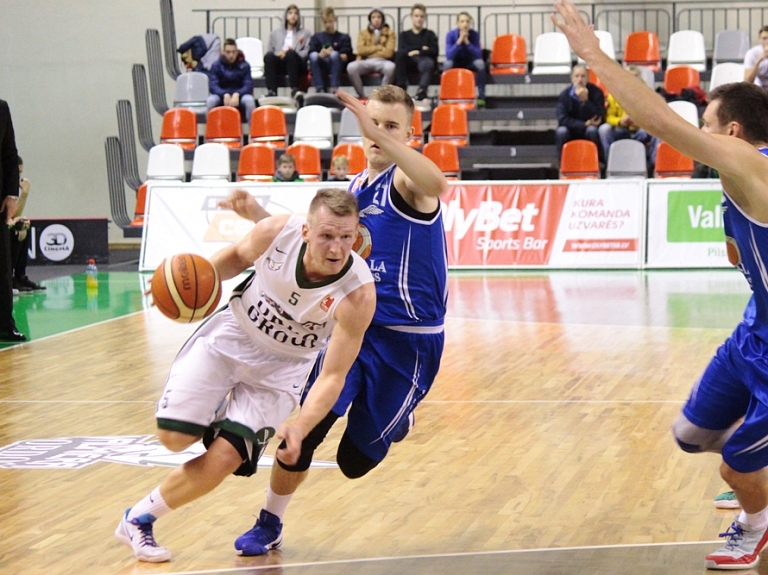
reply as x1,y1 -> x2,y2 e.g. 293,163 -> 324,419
304,324 -> 444,462
682,321 -> 768,473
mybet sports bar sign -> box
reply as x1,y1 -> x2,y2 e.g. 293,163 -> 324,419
442,181 -> 644,268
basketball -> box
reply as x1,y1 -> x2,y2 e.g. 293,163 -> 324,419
353,223 -> 372,259
151,254 -> 222,323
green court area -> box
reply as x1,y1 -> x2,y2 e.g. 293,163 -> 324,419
1,271 -> 148,349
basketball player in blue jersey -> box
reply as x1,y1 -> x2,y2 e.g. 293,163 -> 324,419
554,0 -> 768,570
228,85 -> 449,556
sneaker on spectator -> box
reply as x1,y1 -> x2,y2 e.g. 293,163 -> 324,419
414,89 -> 428,101
392,411 -> 415,443
16,276 -> 46,291
115,509 -> 172,563
266,90 -> 277,98
234,509 -> 283,556
704,520 -> 768,570
714,491 -> 741,510
291,90 -> 304,109
476,98 -> 486,109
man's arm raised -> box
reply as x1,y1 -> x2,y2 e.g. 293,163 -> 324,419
337,90 -> 447,211
551,0 -> 768,194
218,189 -> 272,223
275,282 -> 376,465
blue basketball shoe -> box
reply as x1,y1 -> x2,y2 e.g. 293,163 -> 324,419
234,509 -> 283,556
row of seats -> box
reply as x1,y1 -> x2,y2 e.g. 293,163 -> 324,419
559,140 -> 694,179
232,28 -> 751,81
160,104 -> 432,150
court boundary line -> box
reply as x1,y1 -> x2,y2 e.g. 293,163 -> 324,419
157,540 -> 723,575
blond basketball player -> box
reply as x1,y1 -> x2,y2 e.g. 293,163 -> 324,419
114,188 -> 375,562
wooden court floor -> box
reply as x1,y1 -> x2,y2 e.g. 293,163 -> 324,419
0,269 -> 762,575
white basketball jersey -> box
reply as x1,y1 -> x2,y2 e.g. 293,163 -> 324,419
229,215 -> 374,359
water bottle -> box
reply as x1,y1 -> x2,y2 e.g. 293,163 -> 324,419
86,259 -> 99,290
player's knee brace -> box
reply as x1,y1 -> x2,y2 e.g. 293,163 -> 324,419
276,411 -> 339,472
672,414 -> 726,454
336,431 -> 380,479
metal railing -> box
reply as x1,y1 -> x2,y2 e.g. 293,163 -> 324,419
191,1 -> 768,59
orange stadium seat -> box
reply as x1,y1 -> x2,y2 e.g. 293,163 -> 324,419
408,108 -> 423,148
430,105 -> 468,147
589,68 -> 608,98
654,142 -> 694,178
160,108 -> 197,150
332,143 -> 366,176
490,34 -> 527,75
205,106 -> 243,149
237,143 -> 275,181
286,143 -> 321,181
439,68 -> 476,110
131,183 -> 148,226
624,31 -> 661,71
663,66 -> 700,94
559,140 -> 600,180
250,105 -> 288,148
423,141 -> 461,179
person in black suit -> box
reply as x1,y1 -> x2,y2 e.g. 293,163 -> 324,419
0,99 -> 26,342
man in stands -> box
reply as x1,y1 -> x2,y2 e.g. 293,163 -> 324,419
443,12 -> 486,108
744,25 -> 768,87
264,4 -> 311,102
555,64 -> 605,161
206,38 -> 256,123
346,8 -> 396,100
308,7 -> 353,94
394,4 -> 438,102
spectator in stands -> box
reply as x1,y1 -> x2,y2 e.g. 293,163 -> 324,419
598,65 -> 658,168
555,64 -> 605,161
327,155 -> 350,181
347,8 -> 396,100
9,157 -> 43,294
395,4 -> 438,102
264,4 -> 311,101
308,7 -> 353,94
272,154 -> 304,182
206,38 -> 256,123
443,12 -> 486,107
744,26 -> 768,87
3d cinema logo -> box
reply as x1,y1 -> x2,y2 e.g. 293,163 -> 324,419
442,198 -> 540,239
667,190 -> 725,243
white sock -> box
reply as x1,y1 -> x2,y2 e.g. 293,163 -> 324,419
738,507 -> 768,530
264,485 -> 293,520
127,487 -> 172,522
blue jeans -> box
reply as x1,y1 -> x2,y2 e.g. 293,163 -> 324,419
206,94 -> 256,124
555,125 -> 600,159
309,51 -> 343,90
598,123 -> 658,164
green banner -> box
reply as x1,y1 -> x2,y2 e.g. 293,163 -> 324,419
667,190 -> 725,242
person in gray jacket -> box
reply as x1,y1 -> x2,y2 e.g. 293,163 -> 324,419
264,4 -> 311,99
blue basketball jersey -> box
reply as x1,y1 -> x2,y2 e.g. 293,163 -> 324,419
722,147 -> 768,342
349,164 -> 448,328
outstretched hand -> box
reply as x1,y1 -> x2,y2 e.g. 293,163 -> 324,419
336,90 -> 380,143
551,0 -> 601,62
219,189 -> 260,222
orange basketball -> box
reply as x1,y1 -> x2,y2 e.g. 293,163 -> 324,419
353,223 -> 372,259
151,254 -> 222,323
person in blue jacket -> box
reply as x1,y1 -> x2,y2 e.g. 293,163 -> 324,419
443,12 -> 486,106
308,7 -> 353,93
206,38 -> 256,124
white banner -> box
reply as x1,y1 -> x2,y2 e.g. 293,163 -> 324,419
646,179 -> 731,268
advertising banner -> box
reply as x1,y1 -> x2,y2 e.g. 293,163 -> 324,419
646,180 -> 731,268
442,180 -> 644,268
27,218 -> 109,266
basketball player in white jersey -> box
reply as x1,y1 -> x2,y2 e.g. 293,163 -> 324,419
554,0 -> 768,569
114,188 -> 375,562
